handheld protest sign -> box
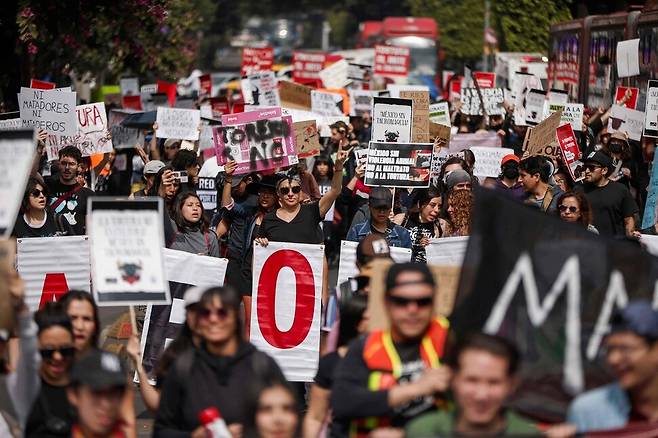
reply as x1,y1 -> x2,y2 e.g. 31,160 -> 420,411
372,97 -> 412,143
250,241 -> 324,381
644,80 -> 658,139
364,141 -> 434,188
19,88 -> 77,136
335,240 -> 412,289
88,197 -> 170,306
156,107 -> 201,141
0,130 -> 36,238
400,90 -> 430,143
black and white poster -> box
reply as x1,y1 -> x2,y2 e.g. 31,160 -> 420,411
371,97 -> 412,143
460,88 -> 505,116
364,141 -> 433,188
0,130 -> 36,238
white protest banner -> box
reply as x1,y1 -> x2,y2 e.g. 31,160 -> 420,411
336,240 -> 412,289
640,235 -> 658,257
74,102 -> 114,156
608,104 -> 645,142
0,118 -> 23,131
140,84 -> 157,94
349,90 -> 373,117
242,71 -> 280,108
470,147 -> 514,178
120,78 -> 139,96
365,141 -> 433,188
108,110 -> 144,149
319,59 -> 350,89
426,236 -> 469,267
525,89 -> 547,125
460,88 -> 505,116
432,131 -> 501,177
311,90 -> 345,117
17,235 -> 91,311
644,80 -> 658,138
429,102 -> 451,127
512,73 -> 542,126
372,97 -> 412,143
547,89 -> 569,106
89,198 -> 170,306
198,122 -> 215,151
616,39 -> 640,78
156,107 -> 201,140
0,130 -> 35,237
354,148 -> 368,167
19,87 -> 77,136
548,103 -> 584,132
251,241 -> 324,381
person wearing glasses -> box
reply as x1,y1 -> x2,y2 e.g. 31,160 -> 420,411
582,150 -> 638,237
26,303 -> 77,437
330,263 -> 450,438
555,191 -> 599,234
155,286 -> 285,437
12,177 -> 58,238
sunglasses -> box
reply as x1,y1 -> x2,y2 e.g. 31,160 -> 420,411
40,346 -> 76,360
198,307 -> 230,320
387,295 -> 433,308
584,164 -> 601,172
30,189 -> 45,197
279,186 -> 302,195
558,205 -> 579,213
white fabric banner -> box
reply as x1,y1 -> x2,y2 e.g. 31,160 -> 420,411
426,236 -> 469,267
162,248 -> 228,287
250,241 -> 324,381
336,240 -> 412,288
156,107 -> 201,140
470,147 -> 514,178
0,130 -> 35,238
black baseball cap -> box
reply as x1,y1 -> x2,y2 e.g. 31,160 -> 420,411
610,300 -> 658,340
369,187 -> 393,209
70,350 -> 126,390
584,150 -> 613,172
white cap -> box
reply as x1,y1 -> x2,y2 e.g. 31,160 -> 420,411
183,286 -> 205,308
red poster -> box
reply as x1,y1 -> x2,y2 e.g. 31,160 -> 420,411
374,45 -> 410,77
231,99 -> 245,114
474,72 -> 496,89
156,80 -> 177,107
209,97 -> 230,118
615,86 -> 639,109
241,47 -> 274,76
30,79 -> 56,90
199,74 -> 212,98
450,78 -> 462,101
122,95 -> 143,111
292,51 -> 326,83
556,124 -> 584,182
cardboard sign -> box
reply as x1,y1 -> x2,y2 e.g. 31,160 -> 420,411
608,104 -> 645,142
372,97 -> 413,143
470,146 -> 514,178
523,109 -> 562,158
474,72 -> 496,88
336,240 -> 411,289
460,88 -> 505,116
525,89 -> 547,125
156,107 -> 201,140
365,141 -> 433,188
280,80 -> 313,110
400,90 -> 430,143
108,110 -> 144,150
319,59 -> 350,89
89,198 -> 170,306
429,102 -> 451,127
349,90 -> 373,117
120,78 -> 139,96
616,39 -> 640,78
374,45 -> 410,77
292,51 -> 326,83
293,120 -> 320,158
644,80 -> 658,138
17,236 -> 91,311
19,87 -> 77,136
156,80 -> 177,107
251,241 -> 324,381
30,79 -> 56,90
386,85 -> 429,98
242,71 -> 280,108
0,130 -> 35,238
241,47 -> 274,76
311,90 -> 345,117
615,87 -> 639,109
556,124 -> 585,182
199,74 -> 212,98
215,108 -> 298,175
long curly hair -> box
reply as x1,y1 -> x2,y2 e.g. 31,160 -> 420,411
447,190 -> 473,236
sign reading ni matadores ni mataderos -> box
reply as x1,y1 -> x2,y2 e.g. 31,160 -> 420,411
19,87 -> 77,136
251,241 -> 324,381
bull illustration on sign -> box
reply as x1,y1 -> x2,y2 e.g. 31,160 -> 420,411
118,261 -> 143,285
384,130 -> 400,142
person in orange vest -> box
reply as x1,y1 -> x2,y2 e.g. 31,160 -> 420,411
330,262 -> 450,438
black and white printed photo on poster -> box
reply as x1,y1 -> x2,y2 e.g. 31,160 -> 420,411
365,141 -> 433,188
371,97 -> 412,143
88,197 -> 170,306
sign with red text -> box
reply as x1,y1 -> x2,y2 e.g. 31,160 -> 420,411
615,86 -> 639,109
251,241 -> 324,381
374,45 -> 410,77
556,124 -> 585,182
242,47 -> 274,76
292,51 -> 326,83
17,236 -> 91,311
473,72 -> 496,88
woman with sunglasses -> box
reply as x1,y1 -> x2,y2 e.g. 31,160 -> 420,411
169,191 -> 220,257
12,178 -> 58,238
59,291 -> 99,357
26,303 -> 77,437
555,191 -> 599,234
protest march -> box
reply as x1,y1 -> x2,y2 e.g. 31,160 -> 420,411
3,2 -> 658,438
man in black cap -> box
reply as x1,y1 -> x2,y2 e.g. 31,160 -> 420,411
568,300 -> 658,432
346,187 -> 412,248
582,150 -> 638,237
67,350 -> 131,438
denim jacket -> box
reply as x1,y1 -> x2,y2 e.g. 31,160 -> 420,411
567,383 -> 630,432
346,220 -> 413,249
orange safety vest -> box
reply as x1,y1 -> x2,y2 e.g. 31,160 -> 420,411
349,317 -> 449,438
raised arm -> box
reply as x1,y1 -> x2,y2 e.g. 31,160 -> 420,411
319,149 -> 348,217
221,160 -> 238,209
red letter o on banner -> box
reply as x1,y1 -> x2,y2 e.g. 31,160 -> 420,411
257,250 -> 315,349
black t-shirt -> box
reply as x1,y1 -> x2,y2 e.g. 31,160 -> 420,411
404,218 -> 437,263
25,380 -> 74,437
314,351 -> 341,390
11,211 -> 58,238
584,181 -> 638,236
44,177 -> 94,236
259,203 -> 323,244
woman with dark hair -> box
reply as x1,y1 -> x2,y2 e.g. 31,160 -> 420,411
59,291 -> 99,356
245,380 -> 300,438
303,294 -> 368,438
150,165 -> 180,244
441,189 -> 473,237
169,191 -> 220,257
12,177 -> 58,238
155,286 -> 285,436
312,155 -> 339,261
26,303 -> 76,437
394,187 -> 444,263
553,167 -> 575,193
556,191 -> 599,234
